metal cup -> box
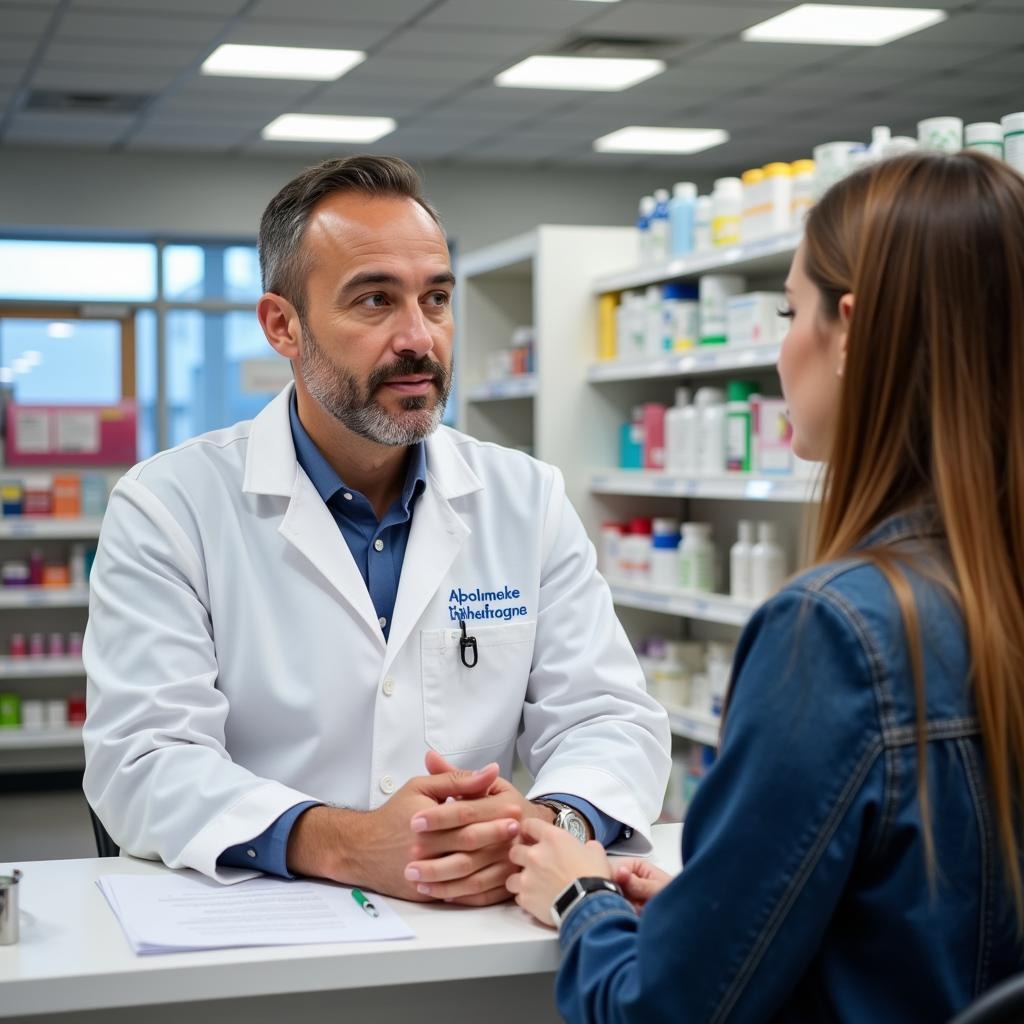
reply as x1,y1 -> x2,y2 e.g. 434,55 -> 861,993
0,869 -> 22,945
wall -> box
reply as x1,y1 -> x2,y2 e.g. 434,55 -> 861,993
0,146 -> 714,251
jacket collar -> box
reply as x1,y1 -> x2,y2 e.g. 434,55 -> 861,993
242,383 -> 482,502
856,504 -> 943,550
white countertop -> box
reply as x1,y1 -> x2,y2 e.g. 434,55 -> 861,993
0,824 -> 682,1018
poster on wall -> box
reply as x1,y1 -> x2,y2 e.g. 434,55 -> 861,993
5,402 -> 137,465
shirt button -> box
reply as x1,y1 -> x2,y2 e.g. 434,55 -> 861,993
379,775 -> 395,795
378,616 -> 387,629
373,538 -> 384,552
343,492 -> 353,501
382,677 -> 395,696
246,848 -> 257,859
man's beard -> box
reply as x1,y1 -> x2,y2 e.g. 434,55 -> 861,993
299,322 -> 452,447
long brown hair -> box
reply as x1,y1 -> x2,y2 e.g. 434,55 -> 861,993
805,151 -> 1024,915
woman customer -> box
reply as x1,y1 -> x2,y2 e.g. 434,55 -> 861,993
507,150 -> 1024,1023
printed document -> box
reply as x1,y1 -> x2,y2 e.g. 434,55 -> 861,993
97,872 -> 414,955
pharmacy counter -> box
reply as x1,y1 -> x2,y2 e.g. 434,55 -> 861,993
0,824 -> 682,1024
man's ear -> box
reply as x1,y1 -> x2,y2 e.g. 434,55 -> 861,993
257,293 -> 302,360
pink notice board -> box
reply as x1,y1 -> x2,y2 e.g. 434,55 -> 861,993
5,401 -> 138,466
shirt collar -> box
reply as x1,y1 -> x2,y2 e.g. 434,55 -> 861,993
288,391 -> 426,514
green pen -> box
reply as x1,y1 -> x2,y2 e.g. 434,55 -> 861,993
351,888 -> 379,918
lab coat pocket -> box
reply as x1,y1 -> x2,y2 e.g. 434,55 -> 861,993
420,620 -> 537,755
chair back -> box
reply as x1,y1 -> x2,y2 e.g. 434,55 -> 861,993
88,806 -> 120,858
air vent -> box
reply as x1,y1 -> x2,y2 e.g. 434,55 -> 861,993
25,90 -> 149,114
555,36 -> 681,60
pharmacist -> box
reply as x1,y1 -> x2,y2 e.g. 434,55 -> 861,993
82,155 -> 670,906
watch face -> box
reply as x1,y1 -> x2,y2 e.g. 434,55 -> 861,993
558,809 -> 589,843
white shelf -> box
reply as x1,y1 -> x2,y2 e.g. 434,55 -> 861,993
661,700 -> 720,746
0,516 -> 102,538
587,344 -> 781,382
594,230 -> 802,293
0,586 -> 90,608
590,469 -> 816,503
459,230 -> 538,278
0,726 -> 83,749
465,376 -> 537,402
610,582 -> 756,626
0,655 -> 84,677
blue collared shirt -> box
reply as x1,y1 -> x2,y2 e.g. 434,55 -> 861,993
218,394 -> 623,876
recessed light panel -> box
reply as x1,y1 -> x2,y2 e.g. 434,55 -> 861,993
262,114 -> 396,143
202,44 -> 365,81
741,4 -> 946,46
594,126 -> 730,155
496,55 -> 665,92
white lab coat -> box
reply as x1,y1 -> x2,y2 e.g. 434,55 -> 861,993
83,385 -> 671,882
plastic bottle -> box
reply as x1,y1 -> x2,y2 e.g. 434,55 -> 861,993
636,195 -> 655,264
617,291 -> 646,360
649,188 -> 671,263
694,195 -> 713,252
643,285 -> 665,356
763,162 -> 793,236
662,282 -> 699,352
730,520 -> 755,601
867,125 -> 891,160
751,521 -> 787,601
623,517 -> 652,582
699,274 -> 746,345
679,523 -> 715,593
725,380 -> 759,473
669,182 -> 697,257
619,406 -> 645,469
965,122 -> 1003,158
740,168 -> 766,244
711,177 -> 743,248
707,642 -> 733,716
28,548 -> 44,587
790,159 -> 815,225
1002,112 -> 1024,174
650,518 -> 682,589
599,522 -> 624,578
664,386 -> 692,475
690,386 -> 725,477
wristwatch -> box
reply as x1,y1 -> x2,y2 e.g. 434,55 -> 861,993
533,799 -> 592,843
550,876 -> 623,927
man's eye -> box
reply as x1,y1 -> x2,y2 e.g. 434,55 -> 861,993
361,294 -> 388,308
427,292 -> 450,306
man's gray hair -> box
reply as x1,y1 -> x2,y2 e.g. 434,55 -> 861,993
258,155 -> 442,316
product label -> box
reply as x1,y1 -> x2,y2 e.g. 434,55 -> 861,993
726,412 -> 751,472
448,585 -> 528,622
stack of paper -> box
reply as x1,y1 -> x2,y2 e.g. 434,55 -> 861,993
97,871 -> 414,955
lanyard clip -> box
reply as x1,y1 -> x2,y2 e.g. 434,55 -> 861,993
459,619 -> 478,669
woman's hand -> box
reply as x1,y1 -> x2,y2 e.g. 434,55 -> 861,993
506,817 -> 613,927
611,858 -> 672,912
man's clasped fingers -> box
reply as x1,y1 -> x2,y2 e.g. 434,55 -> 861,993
405,854 -> 518,900
411,794 -> 522,832
409,816 -> 520,858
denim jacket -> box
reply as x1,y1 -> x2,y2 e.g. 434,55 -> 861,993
556,509 -> 1024,1023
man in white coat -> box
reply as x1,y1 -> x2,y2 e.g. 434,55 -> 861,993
83,156 -> 670,905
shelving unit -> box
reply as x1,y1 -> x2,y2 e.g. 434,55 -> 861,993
586,344 -> 780,383
609,583 -> 756,627
0,656 -> 84,678
465,375 -> 537,402
590,469 -> 816,503
0,726 -> 83,750
0,586 -> 91,609
0,517 -> 102,539
660,701 -> 720,747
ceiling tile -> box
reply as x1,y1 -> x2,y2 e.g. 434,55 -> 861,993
54,10 -> 229,44
690,40 -> 851,71
898,10 -> 1024,45
375,28 -> 551,59
431,85 -> 582,115
42,41 -> 204,70
70,0 -> 247,12
345,55 -> 505,84
224,18 -> 393,50
581,3 -> 791,39
299,92 -> 425,118
172,77 -> 318,103
249,0 -> 434,23
827,43 -> 1006,74
0,6 -> 55,34
419,0 -> 599,32
31,65 -> 179,92
5,109 -> 135,145
126,120 -> 255,146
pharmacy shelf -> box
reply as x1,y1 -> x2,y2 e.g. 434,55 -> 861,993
590,469 -> 816,503
609,582 -> 756,627
0,517 -> 103,539
594,230 -> 802,293
0,655 -> 84,678
0,726 -> 83,750
660,700 -> 720,746
587,344 -> 780,383
465,376 -> 537,402
0,586 -> 90,609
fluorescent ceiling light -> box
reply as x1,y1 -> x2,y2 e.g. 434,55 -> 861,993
261,114 -> 396,143
495,55 -> 665,92
742,4 -> 946,46
202,44 -> 365,81
594,126 -> 730,155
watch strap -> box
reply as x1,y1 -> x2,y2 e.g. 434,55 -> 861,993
551,876 -> 623,927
